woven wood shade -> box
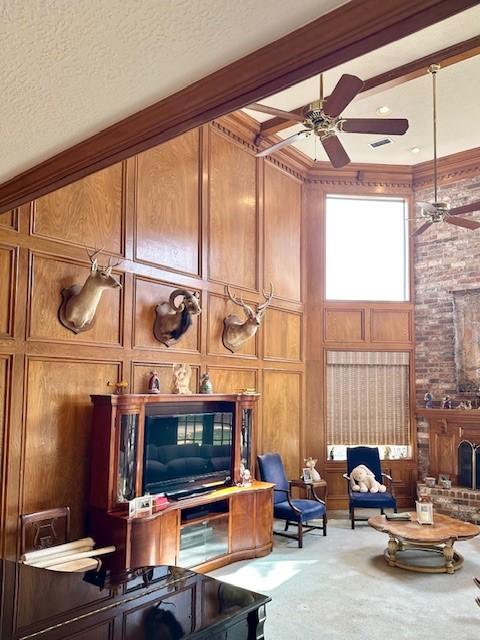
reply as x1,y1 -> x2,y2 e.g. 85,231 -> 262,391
326,351 -> 410,446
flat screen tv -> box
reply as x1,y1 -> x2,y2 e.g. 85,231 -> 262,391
143,406 -> 234,497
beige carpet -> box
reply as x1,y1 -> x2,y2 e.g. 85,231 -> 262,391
210,517 -> 480,639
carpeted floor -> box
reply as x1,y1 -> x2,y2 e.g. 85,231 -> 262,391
210,516 -> 480,639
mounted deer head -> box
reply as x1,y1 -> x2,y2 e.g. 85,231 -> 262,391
222,283 -> 273,353
58,248 -> 122,334
153,289 -> 201,347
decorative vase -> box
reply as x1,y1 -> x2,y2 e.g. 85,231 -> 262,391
199,373 -> 213,394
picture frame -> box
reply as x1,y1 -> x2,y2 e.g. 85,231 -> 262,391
302,468 -> 313,484
129,494 -> 153,517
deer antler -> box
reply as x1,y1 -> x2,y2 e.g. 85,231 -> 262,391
257,282 -> 274,312
86,247 -> 103,263
226,284 -> 255,316
102,255 -> 123,274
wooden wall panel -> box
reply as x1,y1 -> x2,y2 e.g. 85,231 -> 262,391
371,309 -> 411,342
0,245 -> 16,337
0,210 -> 17,230
261,371 -> 301,479
132,363 -> 199,394
208,130 -> 257,289
264,308 -> 301,361
0,356 -> 9,538
33,164 -> 123,254
23,358 -> 120,538
134,276 -> 200,352
207,294 -> 257,357
207,367 -> 257,394
135,129 -> 200,274
28,254 -> 123,345
324,309 -> 364,342
264,163 -> 301,301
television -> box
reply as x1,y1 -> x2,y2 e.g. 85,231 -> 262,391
142,403 -> 234,498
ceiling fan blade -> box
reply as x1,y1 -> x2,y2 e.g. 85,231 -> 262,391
321,135 -> 350,169
341,118 -> 409,135
448,201 -> 480,217
322,74 -> 364,118
412,221 -> 433,237
247,103 -> 305,123
445,216 -> 480,231
256,130 -> 310,157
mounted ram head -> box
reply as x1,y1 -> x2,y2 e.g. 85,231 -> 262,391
58,249 -> 122,334
222,283 -> 273,353
153,289 -> 201,347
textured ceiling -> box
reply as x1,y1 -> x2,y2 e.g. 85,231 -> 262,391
244,6 -> 480,165
0,0 -> 348,182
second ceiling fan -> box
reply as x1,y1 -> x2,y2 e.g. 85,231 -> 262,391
248,73 -> 409,168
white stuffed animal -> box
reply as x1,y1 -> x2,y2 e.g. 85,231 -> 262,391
350,465 -> 386,493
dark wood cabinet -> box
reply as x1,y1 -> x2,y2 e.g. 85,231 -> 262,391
88,393 -> 273,572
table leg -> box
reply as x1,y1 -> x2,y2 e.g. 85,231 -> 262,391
387,535 -> 399,566
443,541 -> 455,574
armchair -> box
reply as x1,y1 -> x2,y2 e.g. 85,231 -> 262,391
257,453 -> 326,548
343,446 -> 397,529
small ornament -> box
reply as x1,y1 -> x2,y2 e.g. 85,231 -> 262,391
424,391 -> 434,409
172,363 -> 192,394
238,459 -> 252,487
442,395 -> 452,409
303,457 -> 321,481
329,447 -> 335,461
384,446 -> 391,460
199,373 -> 213,394
147,371 -> 161,394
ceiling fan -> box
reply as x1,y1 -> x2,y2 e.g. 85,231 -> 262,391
247,73 -> 409,168
413,64 -> 480,237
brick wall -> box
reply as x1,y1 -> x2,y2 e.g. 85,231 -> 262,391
414,174 -> 480,476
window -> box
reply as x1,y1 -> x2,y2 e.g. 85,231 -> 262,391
325,195 -> 409,301
326,351 -> 411,461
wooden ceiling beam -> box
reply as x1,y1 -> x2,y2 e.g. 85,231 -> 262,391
0,0 -> 477,213
259,34 -> 480,138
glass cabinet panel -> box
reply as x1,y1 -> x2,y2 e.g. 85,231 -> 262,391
241,408 -> 252,471
117,413 -> 139,502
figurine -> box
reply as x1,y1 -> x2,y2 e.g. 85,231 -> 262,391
172,364 -> 192,394
304,457 -> 321,481
424,391 -> 434,409
238,459 -> 251,487
384,446 -> 391,460
199,373 -> 213,394
442,395 -> 452,409
329,447 -> 335,461
147,371 -> 161,394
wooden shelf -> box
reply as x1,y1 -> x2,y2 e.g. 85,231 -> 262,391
180,512 -> 229,529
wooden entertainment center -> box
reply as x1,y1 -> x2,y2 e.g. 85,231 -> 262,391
88,393 -> 274,571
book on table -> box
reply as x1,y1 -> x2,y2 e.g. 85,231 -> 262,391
385,512 -> 411,521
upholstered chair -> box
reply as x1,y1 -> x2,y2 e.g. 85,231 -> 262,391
257,452 -> 326,548
343,446 -> 397,529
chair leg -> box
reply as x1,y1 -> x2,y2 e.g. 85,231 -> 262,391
323,513 -> 327,536
350,507 -> 355,530
394,505 -> 398,513
381,509 -> 384,515
284,520 -> 289,531
298,522 -> 303,548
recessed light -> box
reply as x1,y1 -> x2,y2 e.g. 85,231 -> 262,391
376,106 -> 391,115
410,147 -> 421,154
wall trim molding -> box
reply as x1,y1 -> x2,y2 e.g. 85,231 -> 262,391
413,146 -> 480,189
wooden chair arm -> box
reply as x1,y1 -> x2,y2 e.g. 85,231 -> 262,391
274,487 -> 302,515
310,486 -> 326,506
381,473 -> 395,496
343,473 -> 353,496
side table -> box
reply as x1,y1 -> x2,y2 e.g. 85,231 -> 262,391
290,479 -> 328,502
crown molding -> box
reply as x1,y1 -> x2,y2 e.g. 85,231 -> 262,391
413,146 -> 480,189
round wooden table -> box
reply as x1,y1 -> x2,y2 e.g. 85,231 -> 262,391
368,513 -> 480,574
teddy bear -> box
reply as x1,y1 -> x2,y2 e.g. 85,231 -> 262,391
350,464 -> 386,493
304,457 -> 321,481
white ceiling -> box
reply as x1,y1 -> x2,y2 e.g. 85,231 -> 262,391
244,5 -> 480,165
0,0 -> 349,183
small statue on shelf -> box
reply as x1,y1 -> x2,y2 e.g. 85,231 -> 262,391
147,371 -> 161,394
238,459 -> 251,487
442,395 -> 452,409
329,447 -> 335,461
424,391 -> 434,409
172,364 -> 193,394
199,373 -> 213,394
303,457 -> 321,481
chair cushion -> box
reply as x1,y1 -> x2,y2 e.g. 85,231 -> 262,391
349,491 -> 396,509
274,499 -> 325,523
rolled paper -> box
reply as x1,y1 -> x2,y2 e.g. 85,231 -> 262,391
47,558 -> 100,572
29,546 -> 115,569
21,537 -> 95,563
26,546 -> 94,567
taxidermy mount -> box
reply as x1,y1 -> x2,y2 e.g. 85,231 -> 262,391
58,248 -> 122,334
222,283 -> 273,353
153,289 -> 201,347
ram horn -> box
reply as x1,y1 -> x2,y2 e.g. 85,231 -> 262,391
169,289 -> 190,311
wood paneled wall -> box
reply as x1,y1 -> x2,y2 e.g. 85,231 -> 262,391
304,181 -> 417,509
0,118 -> 305,557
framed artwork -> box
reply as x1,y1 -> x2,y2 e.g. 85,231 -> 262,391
302,468 -> 313,483
453,289 -> 480,391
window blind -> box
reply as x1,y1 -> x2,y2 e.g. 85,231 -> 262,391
326,351 -> 410,446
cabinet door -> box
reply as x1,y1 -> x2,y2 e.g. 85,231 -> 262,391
255,490 -> 273,549
231,494 -> 255,553
130,511 -> 178,567
431,430 -> 456,478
